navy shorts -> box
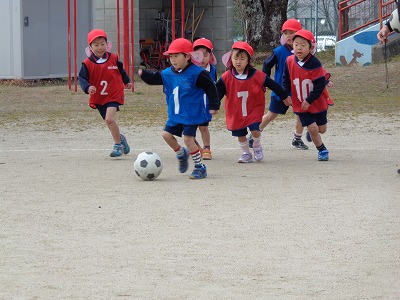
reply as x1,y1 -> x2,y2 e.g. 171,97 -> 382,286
268,95 -> 289,114
198,122 -> 210,126
231,122 -> 261,137
164,124 -> 198,137
95,102 -> 120,119
297,110 -> 328,127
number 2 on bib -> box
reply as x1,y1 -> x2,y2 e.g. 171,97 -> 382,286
100,80 -> 109,95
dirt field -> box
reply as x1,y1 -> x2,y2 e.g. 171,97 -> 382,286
1,56 -> 400,299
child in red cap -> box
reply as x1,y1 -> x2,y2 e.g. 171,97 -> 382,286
257,19 -> 309,150
79,29 -> 132,158
282,29 -> 334,161
217,41 -> 291,163
192,37 -> 218,160
138,38 -> 219,179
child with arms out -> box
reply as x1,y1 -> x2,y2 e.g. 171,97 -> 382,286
192,37 -> 218,160
138,38 -> 219,179
216,41 -> 290,163
282,29 -> 334,161
259,19 -> 309,150
78,29 -> 132,157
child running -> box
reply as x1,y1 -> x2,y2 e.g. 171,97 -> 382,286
192,37 -> 218,160
138,38 -> 219,179
259,19 -> 308,150
216,41 -> 290,163
78,29 -> 132,158
282,29 -> 334,161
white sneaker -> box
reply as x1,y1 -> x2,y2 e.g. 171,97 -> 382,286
253,145 -> 264,162
238,152 -> 253,163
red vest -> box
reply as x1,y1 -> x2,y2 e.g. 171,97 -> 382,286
83,53 -> 125,108
221,70 -> 266,131
286,55 -> 333,113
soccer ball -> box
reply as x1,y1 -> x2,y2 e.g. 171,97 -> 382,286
134,151 -> 163,180
389,8 -> 400,33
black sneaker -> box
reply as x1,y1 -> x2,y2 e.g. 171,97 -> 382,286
292,138 -> 309,150
248,134 -> 254,148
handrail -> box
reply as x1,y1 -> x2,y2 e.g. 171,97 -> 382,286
338,0 -> 396,40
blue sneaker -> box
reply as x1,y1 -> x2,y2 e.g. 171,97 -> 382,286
189,164 -> 207,179
120,134 -> 130,154
176,147 -> 189,173
318,149 -> 329,161
110,143 -> 123,157
306,131 -> 312,142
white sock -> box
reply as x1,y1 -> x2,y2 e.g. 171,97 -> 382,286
239,139 -> 250,153
252,136 -> 262,148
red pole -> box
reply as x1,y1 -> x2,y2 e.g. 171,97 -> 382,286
67,0 -> 71,90
123,0 -> 129,73
181,0 -> 185,38
73,0 -> 77,92
117,0 -> 120,56
172,0 -> 176,40
130,0 -> 135,92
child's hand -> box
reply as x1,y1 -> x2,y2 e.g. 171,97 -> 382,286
327,81 -> 334,88
283,96 -> 292,106
301,100 -> 310,111
88,86 -> 96,95
125,83 -> 132,89
209,110 -> 218,115
138,69 -> 143,76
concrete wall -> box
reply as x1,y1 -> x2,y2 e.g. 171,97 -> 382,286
335,23 -> 382,67
372,33 -> 400,64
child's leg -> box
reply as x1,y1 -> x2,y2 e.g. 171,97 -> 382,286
184,135 -> 207,179
238,135 -> 250,152
295,115 -> 304,135
260,111 -> 278,131
250,130 -> 263,162
162,130 -> 180,151
199,125 -> 212,160
292,115 -> 308,150
184,135 -> 202,165
308,123 -> 329,161
105,106 -> 126,157
199,126 -> 210,148
162,130 -> 189,173
307,123 -> 322,147
105,106 -> 121,144
238,135 -> 253,163
318,124 -> 327,135
252,111 -> 278,148
250,131 -> 261,147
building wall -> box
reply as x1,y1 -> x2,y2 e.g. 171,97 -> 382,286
0,0 -> 91,79
0,0 -> 22,78
93,0 -> 234,72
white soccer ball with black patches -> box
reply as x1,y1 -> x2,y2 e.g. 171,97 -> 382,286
389,8 -> 400,33
134,151 -> 163,180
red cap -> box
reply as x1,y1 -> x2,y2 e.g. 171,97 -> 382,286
193,38 -> 213,51
231,41 -> 254,57
163,38 -> 193,55
281,19 -> 302,32
293,29 -> 316,44
87,29 -> 108,45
